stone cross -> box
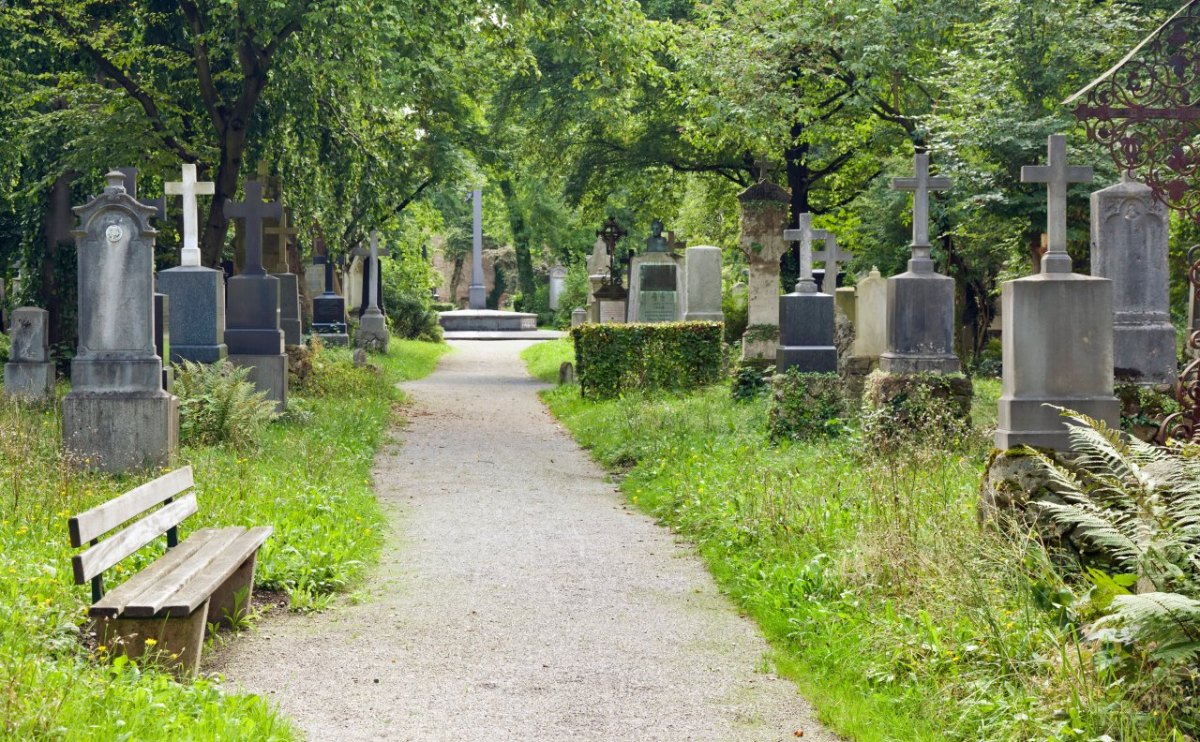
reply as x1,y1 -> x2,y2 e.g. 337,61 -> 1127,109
265,212 -> 300,273
891,152 -> 951,272
783,213 -> 829,294
1021,134 -> 1093,274
164,164 -> 215,267
812,233 -> 853,295
223,180 -> 282,277
753,155 -> 775,183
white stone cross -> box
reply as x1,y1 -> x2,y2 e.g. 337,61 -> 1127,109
165,164 -> 215,267
783,213 -> 829,294
812,233 -> 853,295
891,152 -> 951,253
1021,134 -> 1092,274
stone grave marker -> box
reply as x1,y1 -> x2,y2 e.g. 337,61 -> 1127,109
682,245 -> 723,322
4,307 -> 54,400
313,253 -> 349,346
355,232 -> 390,352
586,237 -> 611,322
265,211 -> 303,345
737,177 -> 794,361
571,307 -> 586,327
852,268 -> 887,361
628,221 -> 683,323
549,264 -> 568,310
776,214 -> 837,374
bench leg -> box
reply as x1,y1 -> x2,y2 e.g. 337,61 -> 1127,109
95,599 -> 209,680
206,551 -> 260,630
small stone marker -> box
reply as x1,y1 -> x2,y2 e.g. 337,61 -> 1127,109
4,307 -> 55,400
776,214 -> 837,374
62,171 -> 179,472
571,307 -> 586,327
995,135 -> 1119,451
356,231 -> 389,352
1090,174 -> 1176,384
880,152 -> 960,374
682,245 -> 723,322
159,163 -> 228,365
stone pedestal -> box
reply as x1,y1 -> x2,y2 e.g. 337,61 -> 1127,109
593,282 -> 628,325
571,308 -> 586,327
683,245 -> 723,322
4,307 -> 55,400
879,268 -> 959,373
226,274 -> 287,411
273,272 -> 302,346
853,268 -> 887,360
776,292 -> 837,373
357,309 -> 389,352
158,267 -> 228,364
628,253 -> 682,323
63,393 -> 179,471
229,355 -> 288,410
995,274 -> 1120,451
1091,176 -> 1177,384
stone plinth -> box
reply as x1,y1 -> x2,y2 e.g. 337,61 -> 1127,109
229,354 -> 287,411
853,268 -> 887,360
63,394 -> 179,471
628,253 -> 682,323
738,183 -> 791,362
357,310 -> 389,352
571,308 -> 586,327
273,273 -> 302,346
438,309 -> 538,332
4,307 -> 55,400
1091,176 -> 1176,384
776,291 -> 837,374
683,245 -> 723,322
834,287 -> 856,324
226,274 -> 286,409
995,273 -> 1120,451
158,266 -> 228,364
879,270 -> 959,373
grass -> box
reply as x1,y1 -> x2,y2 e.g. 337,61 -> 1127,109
0,337 -> 447,739
522,337 -> 573,383
524,340 -> 1179,741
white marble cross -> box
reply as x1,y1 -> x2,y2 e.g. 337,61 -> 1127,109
783,213 -> 829,293
813,233 -> 853,295
165,164 -> 215,267
891,152 -> 951,250
1022,134 -> 1092,274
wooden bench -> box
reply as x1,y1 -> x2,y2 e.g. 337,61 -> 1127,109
67,466 -> 272,677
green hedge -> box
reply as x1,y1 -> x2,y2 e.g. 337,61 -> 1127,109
570,322 -> 724,399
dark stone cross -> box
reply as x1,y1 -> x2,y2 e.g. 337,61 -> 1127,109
224,180 -> 283,277
753,155 -> 775,183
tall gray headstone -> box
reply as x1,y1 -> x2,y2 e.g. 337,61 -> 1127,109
62,171 -> 179,472
682,245 -> 723,322
549,264 -> 568,311
777,215 -> 837,373
469,189 -> 486,310
996,135 -> 1119,451
1090,174 -> 1176,384
4,307 -> 55,400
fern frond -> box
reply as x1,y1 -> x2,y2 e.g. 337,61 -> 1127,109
1035,500 -> 1143,569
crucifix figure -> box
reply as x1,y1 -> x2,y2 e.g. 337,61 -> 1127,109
812,233 -> 853,295
264,211 -> 299,274
223,180 -> 283,277
1021,134 -> 1093,274
891,152 -> 952,273
165,164 -> 215,267
783,213 -> 829,294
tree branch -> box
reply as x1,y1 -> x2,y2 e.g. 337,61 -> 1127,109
178,0 -> 225,132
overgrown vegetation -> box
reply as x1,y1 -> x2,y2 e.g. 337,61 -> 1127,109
767,370 -> 847,441
571,321 -> 724,399
526,339 -> 1190,740
0,338 -> 447,738
174,361 -> 278,450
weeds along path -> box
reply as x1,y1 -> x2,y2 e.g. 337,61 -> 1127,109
215,340 -> 834,741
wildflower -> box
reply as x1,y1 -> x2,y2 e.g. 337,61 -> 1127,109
144,638 -> 157,647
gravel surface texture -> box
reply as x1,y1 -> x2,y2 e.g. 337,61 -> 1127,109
214,340 -> 835,741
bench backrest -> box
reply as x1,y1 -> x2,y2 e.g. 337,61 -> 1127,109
69,467 -> 197,596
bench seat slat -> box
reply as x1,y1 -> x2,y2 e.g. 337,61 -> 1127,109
162,526 -> 273,618
88,529 -> 221,618
69,467 -> 194,547
118,528 -> 246,618
72,494 -> 198,585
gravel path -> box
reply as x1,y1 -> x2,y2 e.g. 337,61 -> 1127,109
215,340 -> 834,741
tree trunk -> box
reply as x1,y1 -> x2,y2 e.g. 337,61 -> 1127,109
498,179 -> 536,306
782,124 -> 813,291
41,171 -> 77,347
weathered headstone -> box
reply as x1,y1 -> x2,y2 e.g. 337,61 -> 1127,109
880,152 -> 960,374
852,268 -> 888,360
570,307 -> 586,327
737,178 -> 793,361
265,211 -> 303,346
356,231 -> 389,352
776,215 -> 837,373
313,254 -> 349,346
158,163 -> 227,365
224,179 -> 287,411
996,135 -> 1119,451
62,171 -> 179,472
549,264 -> 568,311
628,222 -> 683,323
683,245 -> 723,322
4,307 -> 54,400
1090,173 -> 1176,384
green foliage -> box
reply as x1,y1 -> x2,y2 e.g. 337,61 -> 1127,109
570,322 -> 724,399
520,338 -> 575,384
767,370 -> 847,441
384,292 -> 443,342
729,362 -> 769,403
862,371 -> 975,452
173,361 -> 278,450
0,331 -> 9,365
721,286 -> 748,344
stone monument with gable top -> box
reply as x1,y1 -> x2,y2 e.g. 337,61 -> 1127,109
1090,173 -> 1176,385
627,220 -> 684,323
736,173 -> 791,362
776,215 -> 838,374
62,171 -> 179,472
996,135 -> 1119,451
880,152 -> 960,374
157,163 -> 227,365
683,245 -> 723,323
4,307 -> 55,400
224,179 -> 288,411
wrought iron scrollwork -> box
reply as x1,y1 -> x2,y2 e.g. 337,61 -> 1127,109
1158,243 -> 1200,443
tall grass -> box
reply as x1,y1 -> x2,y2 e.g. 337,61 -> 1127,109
0,338 -> 447,738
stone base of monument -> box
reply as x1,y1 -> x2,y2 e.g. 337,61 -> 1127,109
996,397 -> 1121,451
880,270 -> 960,374
1114,322 -> 1178,385
229,354 -> 288,412
438,309 -> 538,332
4,362 -> 55,400
273,273 -> 303,346
776,292 -> 837,374
316,332 -> 350,347
62,391 -> 179,472
741,336 -> 778,366
357,311 -> 390,352
170,343 -> 228,364
158,267 -> 228,365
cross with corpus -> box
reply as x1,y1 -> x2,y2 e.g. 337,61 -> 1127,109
1021,134 -> 1092,274
264,211 -> 300,274
812,233 -> 853,295
891,152 -> 951,272
223,180 -> 282,277
783,213 -> 829,294
165,164 -> 215,267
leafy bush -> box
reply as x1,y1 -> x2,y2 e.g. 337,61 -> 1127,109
571,321 -> 724,399
767,369 -> 847,440
384,291 -> 442,342
861,371 -> 974,451
722,288 -> 748,343
730,362 -> 770,402
0,331 -> 9,364
173,360 -> 278,449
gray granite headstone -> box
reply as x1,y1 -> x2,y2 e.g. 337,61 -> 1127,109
62,171 -> 179,472
313,255 -> 349,346
4,307 -> 55,400
776,216 -> 837,373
